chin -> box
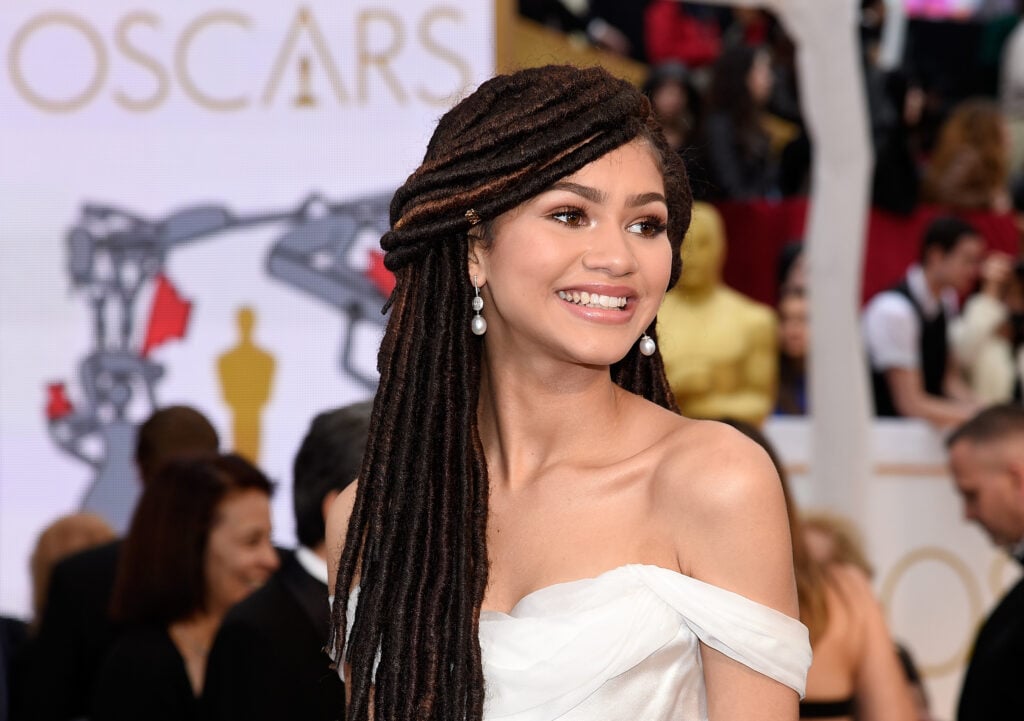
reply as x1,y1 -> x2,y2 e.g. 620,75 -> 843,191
583,349 -> 638,367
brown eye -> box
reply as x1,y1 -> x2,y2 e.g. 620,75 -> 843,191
627,218 -> 668,238
551,208 -> 587,227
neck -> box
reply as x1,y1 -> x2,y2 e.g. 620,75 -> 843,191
169,610 -> 222,696
780,353 -> 806,375
920,265 -> 944,299
171,609 -> 223,647
477,351 -> 632,489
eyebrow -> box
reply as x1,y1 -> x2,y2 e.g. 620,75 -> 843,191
549,181 -> 605,204
547,181 -> 667,208
626,192 -> 667,208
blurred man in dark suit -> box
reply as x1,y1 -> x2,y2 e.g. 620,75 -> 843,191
203,401 -> 371,721
15,406 -> 218,720
946,404 -> 1024,721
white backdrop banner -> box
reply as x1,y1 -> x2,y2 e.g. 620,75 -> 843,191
0,0 -> 495,617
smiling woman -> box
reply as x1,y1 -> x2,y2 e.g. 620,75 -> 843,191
468,142 -> 672,367
327,63 -> 811,721
92,453 -> 278,721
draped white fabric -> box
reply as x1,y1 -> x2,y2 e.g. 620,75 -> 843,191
344,564 -> 811,720
478,564 -> 810,720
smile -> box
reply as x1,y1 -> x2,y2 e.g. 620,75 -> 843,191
558,290 -> 627,310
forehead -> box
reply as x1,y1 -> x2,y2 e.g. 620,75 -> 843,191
950,234 -> 984,255
564,140 -> 663,181
950,438 -> 1008,479
214,489 -> 270,526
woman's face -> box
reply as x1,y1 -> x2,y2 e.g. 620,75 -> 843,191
747,51 -> 774,106
204,488 -> 278,613
652,81 -> 687,120
471,140 -> 672,368
777,293 -> 809,359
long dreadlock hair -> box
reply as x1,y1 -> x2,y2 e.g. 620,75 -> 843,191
329,64 -> 693,721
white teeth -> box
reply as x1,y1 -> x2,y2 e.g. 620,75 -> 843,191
558,291 -> 628,309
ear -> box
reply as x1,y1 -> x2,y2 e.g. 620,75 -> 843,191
467,242 -> 487,288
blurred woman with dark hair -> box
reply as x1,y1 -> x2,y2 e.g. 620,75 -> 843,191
93,453 -> 278,720
643,61 -> 711,200
703,43 -> 779,200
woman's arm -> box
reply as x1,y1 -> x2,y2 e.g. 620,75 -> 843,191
669,424 -> 803,720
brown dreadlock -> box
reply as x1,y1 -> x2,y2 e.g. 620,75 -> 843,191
329,64 -> 692,721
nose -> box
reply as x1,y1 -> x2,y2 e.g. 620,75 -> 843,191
581,224 -> 638,276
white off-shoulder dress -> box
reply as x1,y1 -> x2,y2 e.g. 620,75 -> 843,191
344,563 -> 811,721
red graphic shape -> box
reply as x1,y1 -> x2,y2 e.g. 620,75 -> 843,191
46,382 -> 73,420
142,273 -> 192,357
366,250 -> 395,297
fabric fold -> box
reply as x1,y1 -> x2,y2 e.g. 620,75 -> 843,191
479,564 -> 810,720
344,563 -> 811,720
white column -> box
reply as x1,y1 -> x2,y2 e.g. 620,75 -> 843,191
693,0 -> 875,516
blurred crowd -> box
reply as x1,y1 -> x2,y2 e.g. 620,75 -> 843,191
3,3 -> 1024,720
0,403 -> 371,721
0,400 -> 947,721
523,1 -> 1024,211
520,1 -> 1024,426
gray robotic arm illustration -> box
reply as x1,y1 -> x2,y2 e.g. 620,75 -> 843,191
49,193 -> 392,529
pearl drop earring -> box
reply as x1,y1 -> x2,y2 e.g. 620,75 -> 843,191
639,334 -> 656,356
471,275 -> 487,336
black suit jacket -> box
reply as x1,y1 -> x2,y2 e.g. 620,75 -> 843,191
958,575 -> 1024,721
15,540 -> 121,720
202,552 -> 345,721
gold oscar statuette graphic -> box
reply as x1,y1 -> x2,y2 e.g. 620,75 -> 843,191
217,306 -> 276,463
657,203 -> 778,426
295,56 -> 316,107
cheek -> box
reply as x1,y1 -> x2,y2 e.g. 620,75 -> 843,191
979,491 -> 1006,521
207,537 -> 249,585
648,242 -> 674,289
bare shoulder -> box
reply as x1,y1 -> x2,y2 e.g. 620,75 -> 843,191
654,418 -> 782,517
326,481 -> 359,591
653,418 -> 795,613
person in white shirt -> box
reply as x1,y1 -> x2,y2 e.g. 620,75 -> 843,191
862,216 -> 983,426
